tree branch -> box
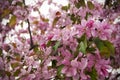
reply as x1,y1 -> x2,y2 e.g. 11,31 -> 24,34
27,19 -> 35,50
23,0 -> 36,50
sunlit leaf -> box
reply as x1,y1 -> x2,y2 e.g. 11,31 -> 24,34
40,15 -> 49,22
1,9 -> 11,18
79,41 -> 87,54
75,0 -> 86,8
53,41 -> 60,51
32,20 -> 39,25
9,15 -> 17,27
87,1 -> 95,10
57,65 -> 64,76
75,34 -> 88,54
52,17 -> 60,27
94,37 -> 115,58
61,4 -> 70,11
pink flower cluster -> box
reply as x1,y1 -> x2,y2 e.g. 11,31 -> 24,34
0,0 -> 120,80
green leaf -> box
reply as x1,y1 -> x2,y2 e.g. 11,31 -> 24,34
5,71 -> 11,77
11,62 -> 20,68
74,34 -> 88,57
86,47 -> 96,53
78,34 -> 87,54
85,12 -> 92,20
70,14 -> 76,24
87,67 -> 98,80
13,69 -> 21,76
43,18 -> 49,22
57,65 -> 64,76
0,48 -> 2,57
15,2 -> 23,6
87,1 -> 95,10
1,9 -> 11,18
94,38 -> 109,57
9,15 -> 16,27
75,0 -> 86,8
46,40 -> 52,47
53,41 -> 60,51
76,16 -> 81,24
104,0 -> 112,8
79,42 -> 87,54
61,4 -> 70,11
102,40 -> 115,56
77,34 -> 87,43
40,16 -> 49,22
94,37 -> 115,58
33,46 -> 39,53
52,60 -> 57,68
74,46 -> 80,58
52,17 -> 60,27
69,13 -> 81,24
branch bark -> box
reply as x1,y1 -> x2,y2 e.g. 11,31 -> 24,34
23,0 -> 35,50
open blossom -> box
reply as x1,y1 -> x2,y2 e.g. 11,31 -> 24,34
95,59 -> 111,77
13,6 -> 29,20
61,55 -> 88,79
87,53 -> 111,77
61,58 -> 78,77
79,58 -> 88,80
62,66 -> 77,77
0,0 -> 120,80
74,18 -> 115,40
94,21 -> 114,40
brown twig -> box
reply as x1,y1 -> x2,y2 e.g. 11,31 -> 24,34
23,0 -> 35,50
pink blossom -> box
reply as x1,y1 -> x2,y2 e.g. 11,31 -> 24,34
71,58 -> 78,68
13,6 -> 28,20
61,66 -> 77,77
79,58 -> 88,80
0,0 -> 119,80
94,21 -> 114,40
95,58 -> 111,77
88,53 -> 111,77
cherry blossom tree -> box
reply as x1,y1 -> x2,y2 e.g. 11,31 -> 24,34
0,0 -> 120,80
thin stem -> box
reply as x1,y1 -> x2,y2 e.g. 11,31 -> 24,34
23,0 -> 34,50
27,19 -> 34,50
